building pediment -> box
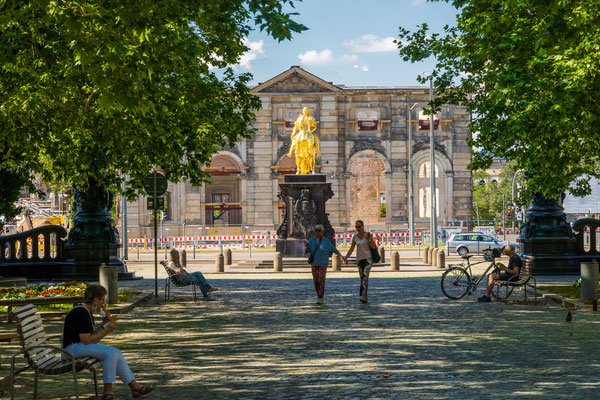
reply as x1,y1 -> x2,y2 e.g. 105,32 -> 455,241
252,66 -> 342,94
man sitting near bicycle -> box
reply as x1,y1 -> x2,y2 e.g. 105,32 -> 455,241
478,244 -> 522,302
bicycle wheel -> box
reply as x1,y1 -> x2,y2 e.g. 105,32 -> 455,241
441,266 -> 471,299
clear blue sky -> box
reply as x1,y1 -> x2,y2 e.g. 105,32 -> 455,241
240,0 -> 458,87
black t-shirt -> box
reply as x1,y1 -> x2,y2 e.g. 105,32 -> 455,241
507,254 -> 523,273
62,305 -> 94,348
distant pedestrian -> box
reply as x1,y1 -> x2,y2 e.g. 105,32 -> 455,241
305,224 -> 342,305
343,220 -> 377,303
167,249 -> 218,300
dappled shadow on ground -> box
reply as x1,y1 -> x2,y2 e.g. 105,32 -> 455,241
5,277 -> 600,399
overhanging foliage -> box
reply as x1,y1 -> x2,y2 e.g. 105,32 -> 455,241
0,0 -> 307,198
398,0 -> 600,199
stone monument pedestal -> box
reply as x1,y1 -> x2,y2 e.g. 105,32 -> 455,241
63,178 -> 125,280
276,174 -> 335,258
518,194 -> 578,274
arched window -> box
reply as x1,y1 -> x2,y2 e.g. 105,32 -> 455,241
418,186 -> 439,218
418,161 -> 439,178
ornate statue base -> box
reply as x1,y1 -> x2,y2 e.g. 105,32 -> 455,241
276,174 -> 335,258
518,194 -> 579,274
62,179 -> 126,280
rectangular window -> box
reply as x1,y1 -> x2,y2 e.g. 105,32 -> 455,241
285,111 -> 301,131
357,110 -> 379,131
418,110 -> 439,130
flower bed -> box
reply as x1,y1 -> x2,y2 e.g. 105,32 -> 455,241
0,280 -> 87,300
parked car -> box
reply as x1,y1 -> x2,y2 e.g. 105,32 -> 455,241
445,232 -> 519,256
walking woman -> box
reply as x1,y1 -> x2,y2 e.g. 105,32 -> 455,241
305,224 -> 343,305
344,220 -> 377,303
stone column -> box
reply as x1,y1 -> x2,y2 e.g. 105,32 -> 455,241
391,251 -> 399,271
215,254 -> 224,272
332,253 -> 341,271
274,252 -> 282,272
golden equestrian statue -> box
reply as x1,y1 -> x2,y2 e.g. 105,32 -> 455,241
287,107 -> 320,174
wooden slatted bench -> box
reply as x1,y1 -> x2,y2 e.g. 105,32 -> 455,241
7,304 -> 101,400
494,255 -> 537,303
0,296 -> 84,322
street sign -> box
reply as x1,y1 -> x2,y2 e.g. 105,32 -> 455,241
147,197 -> 165,210
144,171 -> 168,299
143,172 -> 168,197
500,213 -> 507,221
506,203 -> 514,207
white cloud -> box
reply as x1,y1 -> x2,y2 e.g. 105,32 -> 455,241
342,34 -> 398,53
342,54 -> 359,65
237,39 -> 266,71
297,49 -> 334,66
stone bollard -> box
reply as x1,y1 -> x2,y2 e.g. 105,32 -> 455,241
391,251 -> 400,271
432,248 -> 438,267
580,262 -> 599,301
215,254 -> 224,272
427,247 -> 434,265
274,252 -> 282,272
99,264 -> 118,305
378,246 -> 385,264
225,248 -> 232,265
332,253 -> 341,271
437,250 -> 445,269
423,246 -> 430,264
181,250 -> 187,267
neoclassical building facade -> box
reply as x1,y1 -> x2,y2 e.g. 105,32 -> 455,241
126,66 -> 472,237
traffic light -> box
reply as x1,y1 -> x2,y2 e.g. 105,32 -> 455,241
507,208 -> 512,216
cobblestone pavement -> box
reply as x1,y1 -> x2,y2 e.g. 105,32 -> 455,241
5,274 -> 600,399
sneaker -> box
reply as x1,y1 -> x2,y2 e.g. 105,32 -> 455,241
316,298 -> 324,305
477,295 -> 491,303
359,296 -> 368,303
202,296 -> 215,301
207,287 -> 218,293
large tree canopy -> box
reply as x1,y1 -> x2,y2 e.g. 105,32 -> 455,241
0,0 -> 306,197
397,0 -> 600,200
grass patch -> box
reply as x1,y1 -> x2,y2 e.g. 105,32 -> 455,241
538,285 -> 598,305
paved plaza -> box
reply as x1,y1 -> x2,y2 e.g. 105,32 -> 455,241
4,268 -> 600,399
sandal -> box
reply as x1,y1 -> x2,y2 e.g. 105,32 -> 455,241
132,385 -> 154,398
102,394 -> 118,400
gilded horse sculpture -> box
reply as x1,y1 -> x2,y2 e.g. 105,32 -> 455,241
288,107 -> 320,174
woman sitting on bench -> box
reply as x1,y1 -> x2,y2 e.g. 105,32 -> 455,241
62,284 -> 154,400
166,248 -> 218,300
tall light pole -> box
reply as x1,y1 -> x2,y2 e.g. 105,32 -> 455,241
408,102 -> 418,246
422,72 -> 437,247
512,169 -> 524,228
121,174 -> 128,260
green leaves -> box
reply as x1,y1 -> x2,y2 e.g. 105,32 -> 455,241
398,0 -> 600,200
0,0 -> 305,196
